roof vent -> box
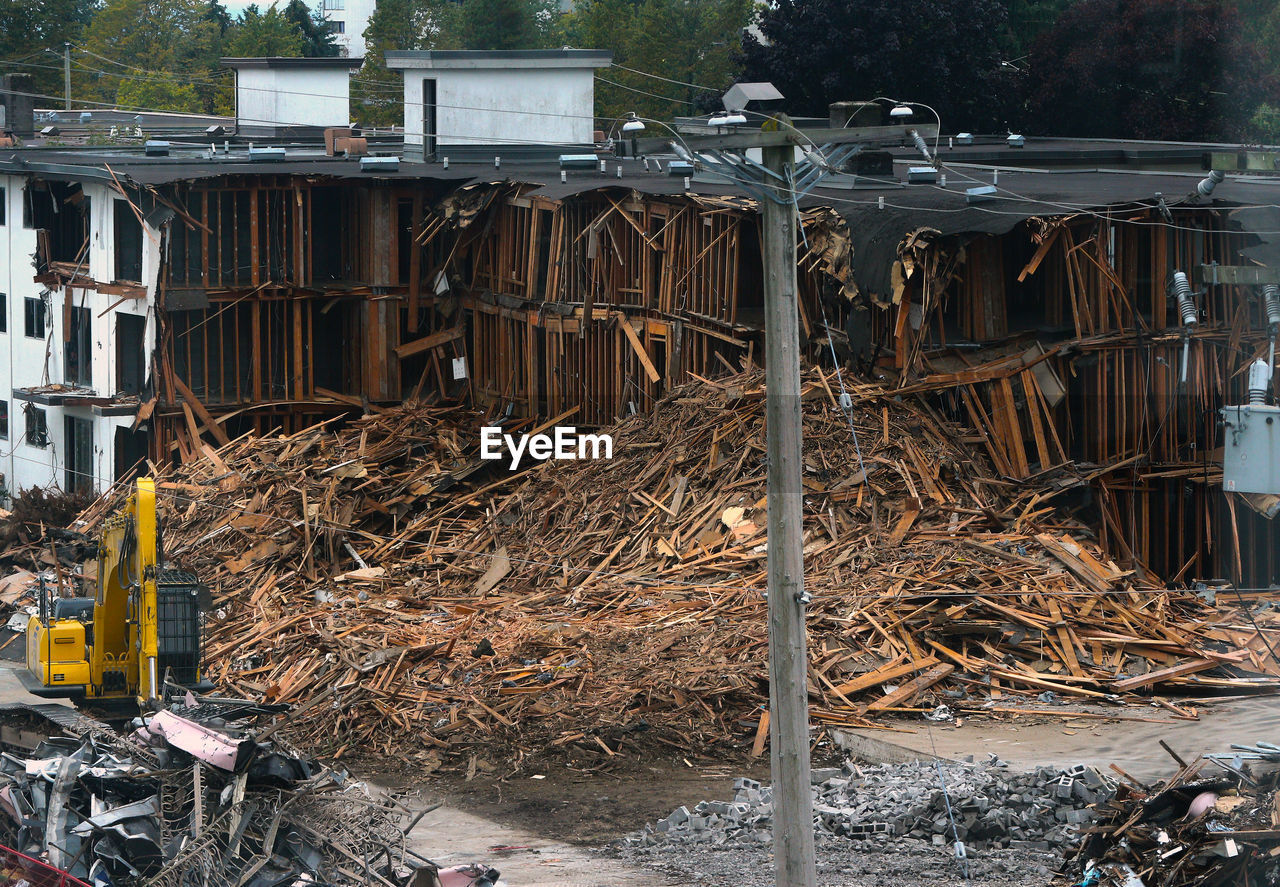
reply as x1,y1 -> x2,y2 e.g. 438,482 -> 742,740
965,184 -> 998,203
559,154 -> 598,170
205,125 -> 226,138
144,140 -> 170,157
39,126 -> 60,138
955,132 -> 974,146
359,156 -> 400,173
79,112 -> 92,124
247,146 -> 286,162
907,166 -> 938,184
667,160 -> 695,176
1007,133 -> 1025,148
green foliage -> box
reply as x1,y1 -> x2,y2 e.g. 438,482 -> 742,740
282,0 -> 342,57
459,0 -> 557,50
0,0 -> 97,99
741,0 -> 1012,130
562,0 -> 752,124
1248,102 -> 1280,144
116,74 -> 203,114
225,4 -> 306,57
352,0 -> 464,126
1024,0 -> 1279,140
79,0 -> 229,114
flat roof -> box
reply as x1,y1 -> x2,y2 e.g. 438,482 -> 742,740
1,134 -> 1274,298
220,57 -> 364,69
384,49 -> 612,70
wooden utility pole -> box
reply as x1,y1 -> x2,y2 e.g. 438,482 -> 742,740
635,110 -> 935,887
761,140 -> 816,887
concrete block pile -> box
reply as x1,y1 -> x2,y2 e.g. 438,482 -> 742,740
637,757 -> 1115,853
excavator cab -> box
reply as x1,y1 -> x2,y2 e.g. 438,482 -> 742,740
23,478 -> 211,707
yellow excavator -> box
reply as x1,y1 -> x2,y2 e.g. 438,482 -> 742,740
22,477 -> 210,707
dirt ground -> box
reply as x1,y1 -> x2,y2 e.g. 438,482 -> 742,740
394,749 -> 780,846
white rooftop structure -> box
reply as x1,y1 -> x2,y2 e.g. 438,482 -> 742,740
384,50 -> 612,160
221,57 -> 363,137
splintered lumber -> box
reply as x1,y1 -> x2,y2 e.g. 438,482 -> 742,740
63,367 -> 1280,768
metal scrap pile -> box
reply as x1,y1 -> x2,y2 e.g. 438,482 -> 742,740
0,701 -> 493,887
1063,744 -> 1280,886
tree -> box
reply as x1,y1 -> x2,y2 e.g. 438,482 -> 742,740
225,4 -> 306,57
998,0 -> 1075,58
351,0 -> 463,126
282,0 -> 341,57
1024,0 -> 1279,141
0,0 -> 97,100
563,0 -> 752,124
458,0 -> 555,50
740,0 -> 1012,132
79,0 -> 229,115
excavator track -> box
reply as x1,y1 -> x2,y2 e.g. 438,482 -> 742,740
0,701 -> 115,754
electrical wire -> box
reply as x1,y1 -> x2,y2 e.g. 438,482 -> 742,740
608,63 -> 719,93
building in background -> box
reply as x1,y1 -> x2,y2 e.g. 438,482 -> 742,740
319,0 -> 376,58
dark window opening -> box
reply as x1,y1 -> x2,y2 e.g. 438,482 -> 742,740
114,200 -> 143,282
0,292 -> 7,334
64,416 -> 92,493
114,425 -> 148,482
23,297 -> 45,339
65,305 -> 91,386
24,405 -> 47,448
0,186 -> 6,226
0,401 -> 9,440
423,78 -> 437,157
116,313 -> 146,396
28,182 -> 91,265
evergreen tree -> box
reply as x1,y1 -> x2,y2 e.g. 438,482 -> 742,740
459,0 -> 554,50
226,4 -> 307,57
282,0 -> 342,57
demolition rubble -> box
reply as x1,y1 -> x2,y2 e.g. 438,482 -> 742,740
638,758 -> 1114,851
4,366 -> 1277,770
0,701 -> 496,887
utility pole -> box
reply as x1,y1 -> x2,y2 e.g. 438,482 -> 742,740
635,107 -> 935,887
760,138 -> 816,887
63,43 -> 71,112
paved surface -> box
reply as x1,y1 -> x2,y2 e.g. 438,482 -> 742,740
836,696 -> 1280,780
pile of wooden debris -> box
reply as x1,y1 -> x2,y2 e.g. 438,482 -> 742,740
1064,742 -> 1280,887
65,369 -> 1280,767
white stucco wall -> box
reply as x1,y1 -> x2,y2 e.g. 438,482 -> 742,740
235,67 -> 351,131
0,177 -> 159,497
321,0 -> 375,58
401,67 -> 596,149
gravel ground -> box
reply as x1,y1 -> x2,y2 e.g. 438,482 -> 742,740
616,837 -> 1060,886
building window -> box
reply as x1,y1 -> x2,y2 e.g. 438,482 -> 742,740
23,297 -> 45,339
65,416 -> 92,493
116,313 -> 146,396
114,200 -> 143,282
323,0 -> 344,9
331,19 -> 345,32
24,405 -> 47,448
65,305 -> 91,386
0,401 -> 9,440
0,293 -> 7,334
0,186 -> 6,226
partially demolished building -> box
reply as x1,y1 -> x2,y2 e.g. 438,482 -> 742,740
0,55 -> 1275,597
